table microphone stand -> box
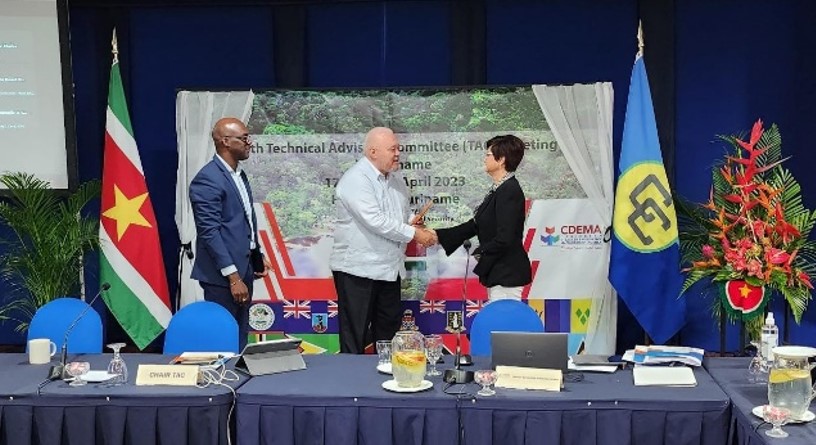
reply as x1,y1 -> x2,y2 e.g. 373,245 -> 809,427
48,283 -> 110,381
443,326 -> 475,384
443,240 -> 475,384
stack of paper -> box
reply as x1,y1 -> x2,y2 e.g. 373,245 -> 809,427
170,352 -> 235,365
624,345 -> 704,367
568,354 -> 622,373
633,366 -> 697,387
568,360 -> 619,373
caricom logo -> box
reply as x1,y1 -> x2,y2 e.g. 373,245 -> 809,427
540,227 -> 560,246
612,161 -> 678,253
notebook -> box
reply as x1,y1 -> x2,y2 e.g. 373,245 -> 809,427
491,332 -> 569,373
632,365 -> 697,387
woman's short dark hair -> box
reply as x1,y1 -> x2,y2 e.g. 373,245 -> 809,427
486,135 -> 525,172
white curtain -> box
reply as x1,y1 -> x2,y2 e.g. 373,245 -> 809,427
174,91 -> 255,308
533,83 -> 617,355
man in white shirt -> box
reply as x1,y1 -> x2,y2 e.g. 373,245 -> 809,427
330,127 -> 436,353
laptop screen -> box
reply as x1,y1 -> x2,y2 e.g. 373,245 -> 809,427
490,332 -> 569,373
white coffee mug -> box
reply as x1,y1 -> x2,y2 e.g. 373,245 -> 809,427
28,338 -> 57,365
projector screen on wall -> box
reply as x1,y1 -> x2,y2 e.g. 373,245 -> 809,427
0,0 -> 76,191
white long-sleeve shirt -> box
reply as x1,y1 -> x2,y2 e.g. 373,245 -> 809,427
214,154 -> 256,277
329,157 -> 415,281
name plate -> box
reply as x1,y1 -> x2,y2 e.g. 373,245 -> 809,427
495,365 -> 563,391
136,364 -> 199,386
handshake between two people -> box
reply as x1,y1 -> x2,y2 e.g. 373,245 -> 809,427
410,214 -> 438,247
413,226 -> 438,247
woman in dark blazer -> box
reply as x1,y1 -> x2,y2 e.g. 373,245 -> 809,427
434,135 -> 532,301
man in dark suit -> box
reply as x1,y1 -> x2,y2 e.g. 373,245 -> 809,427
190,117 -> 269,351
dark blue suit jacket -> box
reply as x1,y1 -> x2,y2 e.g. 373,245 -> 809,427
190,156 -> 259,286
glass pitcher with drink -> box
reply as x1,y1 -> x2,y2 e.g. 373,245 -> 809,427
768,346 -> 816,421
391,329 -> 426,388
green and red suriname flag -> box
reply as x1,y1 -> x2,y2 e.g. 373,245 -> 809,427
721,280 -> 767,321
99,56 -> 172,349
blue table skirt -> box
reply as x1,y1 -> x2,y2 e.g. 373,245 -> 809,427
237,354 -> 730,445
238,404 -> 459,445
0,404 -> 228,445
461,408 -> 727,445
0,353 -> 243,445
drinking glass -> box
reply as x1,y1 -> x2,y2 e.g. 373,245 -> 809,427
424,335 -> 443,376
66,361 -> 90,387
763,405 -> 790,438
106,342 -> 128,386
747,341 -> 768,384
474,369 -> 497,396
376,340 -> 391,366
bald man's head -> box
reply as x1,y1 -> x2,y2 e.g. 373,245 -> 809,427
212,117 -> 251,167
212,118 -> 247,145
364,127 -> 400,174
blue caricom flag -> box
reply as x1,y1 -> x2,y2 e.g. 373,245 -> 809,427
609,54 -> 686,344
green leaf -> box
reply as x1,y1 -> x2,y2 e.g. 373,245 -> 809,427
679,122 -> 815,327
745,276 -> 763,287
0,172 -> 100,331
680,268 -> 717,294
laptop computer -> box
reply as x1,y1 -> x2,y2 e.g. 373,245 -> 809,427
490,332 -> 569,373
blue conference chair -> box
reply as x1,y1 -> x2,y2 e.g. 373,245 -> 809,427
163,301 -> 239,354
469,299 -> 544,357
28,297 -> 103,353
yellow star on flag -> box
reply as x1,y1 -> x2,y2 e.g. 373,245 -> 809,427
102,184 -> 152,240
739,284 -> 752,298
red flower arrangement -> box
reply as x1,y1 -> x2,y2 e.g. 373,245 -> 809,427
678,120 -> 816,325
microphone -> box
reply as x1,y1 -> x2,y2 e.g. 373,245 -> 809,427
48,282 -> 110,381
443,239 -> 475,384
182,243 -> 194,260
457,240 -> 473,367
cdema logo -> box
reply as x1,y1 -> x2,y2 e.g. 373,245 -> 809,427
540,227 -> 560,246
540,224 -> 604,249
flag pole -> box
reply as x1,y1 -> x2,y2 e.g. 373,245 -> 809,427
79,213 -> 86,301
639,19 -> 653,347
111,28 -> 118,64
92,28 -> 116,303
637,20 -> 644,58
638,19 -> 648,346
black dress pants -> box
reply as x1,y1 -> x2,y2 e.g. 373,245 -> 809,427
333,270 -> 402,354
199,270 -> 253,352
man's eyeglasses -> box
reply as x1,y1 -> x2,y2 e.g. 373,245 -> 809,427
226,135 -> 252,144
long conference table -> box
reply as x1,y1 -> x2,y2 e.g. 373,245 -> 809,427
705,357 -> 816,445
0,353 -> 245,445
12,352 -> 810,445
236,354 -> 731,445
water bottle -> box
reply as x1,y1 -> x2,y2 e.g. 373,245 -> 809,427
761,312 -> 779,364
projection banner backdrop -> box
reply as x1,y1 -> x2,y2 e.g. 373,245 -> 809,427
175,87 -> 614,355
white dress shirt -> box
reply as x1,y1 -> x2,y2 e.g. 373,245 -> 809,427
215,154 -> 256,277
330,157 -> 415,281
